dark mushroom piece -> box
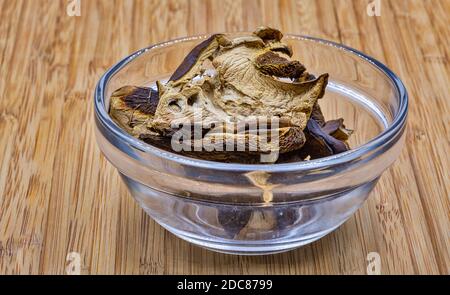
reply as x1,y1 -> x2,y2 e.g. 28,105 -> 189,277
322,118 -> 354,142
217,207 -> 253,238
253,26 -> 293,57
255,51 -> 306,79
169,34 -> 227,83
274,207 -> 300,230
109,86 -> 159,138
253,26 -> 284,42
306,119 -> 348,154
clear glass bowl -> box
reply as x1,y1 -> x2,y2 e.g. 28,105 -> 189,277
94,33 -> 408,255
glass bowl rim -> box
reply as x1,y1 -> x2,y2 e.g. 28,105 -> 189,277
94,33 -> 408,173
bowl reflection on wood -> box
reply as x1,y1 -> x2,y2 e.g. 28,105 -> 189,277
94,34 -> 408,255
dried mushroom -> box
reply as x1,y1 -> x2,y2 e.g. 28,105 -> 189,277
109,27 -> 353,164
109,86 -> 159,138
217,207 -> 253,238
217,206 -> 301,238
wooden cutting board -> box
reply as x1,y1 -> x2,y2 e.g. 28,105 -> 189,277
0,0 -> 448,274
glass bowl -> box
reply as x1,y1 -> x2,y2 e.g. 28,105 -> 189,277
94,33 -> 408,255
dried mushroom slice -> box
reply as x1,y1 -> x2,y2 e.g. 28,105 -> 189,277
219,206 -> 301,238
310,102 -> 326,126
299,118 -> 349,159
322,118 -> 353,141
301,124 -> 335,159
288,102 -> 352,160
217,207 -> 253,238
169,34 -> 226,84
281,118 -> 352,161
139,131 -> 266,164
151,77 -> 222,136
254,50 -> 306,79
267,42 -> 293,57
274,207 -> 300,230
223,36 -> 266,50
254,26 -> 293,57
181,151 -> 262,164
253,26 -> 283,42
200,117 -> 306,155
212,44 -> 328,130
109,86 -> 159,137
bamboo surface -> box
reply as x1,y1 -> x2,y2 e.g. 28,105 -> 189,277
0,0 -> 449,275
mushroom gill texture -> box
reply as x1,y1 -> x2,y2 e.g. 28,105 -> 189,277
109,27 -> 353,164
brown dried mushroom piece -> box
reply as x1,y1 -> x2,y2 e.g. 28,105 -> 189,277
253,26 -> 284,42
278,104 -> 353,161
217,207 -> 253,238
322,118 -> 353,142
297,119 -> 352,160
254,51 -> 306,79
218,206 -> 301,239
168,34 -> 228,84
274,207 -> 300,230
307,119 -> 348,154
210,46 -> 328,131
253,26 -> 293,57
109,86 -> 159,137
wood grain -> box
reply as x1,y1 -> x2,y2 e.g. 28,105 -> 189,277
0,0 -> 449,275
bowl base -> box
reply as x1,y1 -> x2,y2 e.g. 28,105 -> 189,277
159,221 -> 345,255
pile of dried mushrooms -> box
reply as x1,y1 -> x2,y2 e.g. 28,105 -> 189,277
110,27 -> 353,164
